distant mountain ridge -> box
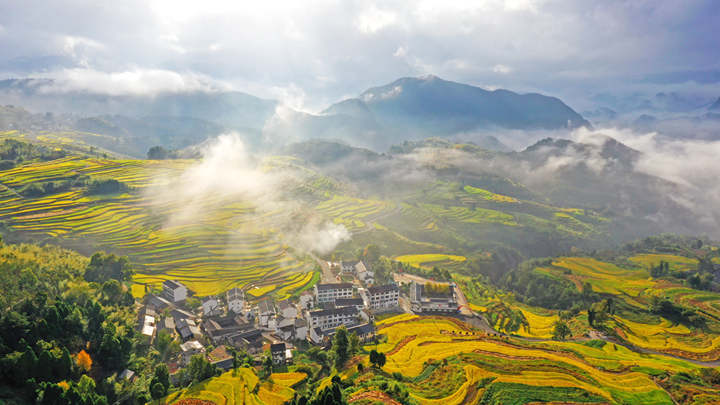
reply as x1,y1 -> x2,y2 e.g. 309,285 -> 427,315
1,75 -> 590,153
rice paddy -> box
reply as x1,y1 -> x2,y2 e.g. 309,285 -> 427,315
157,369 -> 304,405
534,256 -> 720,360
394,253 -> 467,269
0,156 -> 317,298
368,315 -> 692,404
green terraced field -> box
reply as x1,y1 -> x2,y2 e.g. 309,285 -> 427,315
0,156 -> 317,298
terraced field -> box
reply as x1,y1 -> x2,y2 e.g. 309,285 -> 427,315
394,253 -> 467,269
0,156 -> 317,298
367,315 -> 701,404
157,369 -> 304,405
535,256 -> 720,360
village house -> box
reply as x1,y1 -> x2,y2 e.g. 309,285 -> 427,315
294,318 -> 308,341
226,288 -> 244,314
139,310 -> 156,343
299,291 -> 315,309
170,308 -> 195,321
176,317 -> 202,341
307,305 -> 360,331
146,294 -> 173,311
203,315 -> 252,344
158,316 -> 176,336
180,340 -> 205,365
162,280 -> 188,303
315,282 -> 353,303
270,343 -> 287,365
410,281 -> 458,313
334,297 -> 365,311
278,300 -> 297,319
207,346 -> 234,371
367,284 -> 400,311
202,296 -> 222,317
354,261 -> 374,284
257,298 -> 276,327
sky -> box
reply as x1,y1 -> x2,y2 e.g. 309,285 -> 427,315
1,0 -> 719,111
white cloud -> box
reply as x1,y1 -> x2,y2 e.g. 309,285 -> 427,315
493,64 -> 512,74
35,68 -> 229,96
356,6 -> 397,34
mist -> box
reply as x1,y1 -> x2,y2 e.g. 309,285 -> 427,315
145,133 -> 351,256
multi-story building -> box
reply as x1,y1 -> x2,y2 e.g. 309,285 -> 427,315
226,288 -> 244,314
367,284 -> 400,310
162,280 -> 188,303
307,306 -> 359,331
334,297 -> 365,311
314,283 -> 353,303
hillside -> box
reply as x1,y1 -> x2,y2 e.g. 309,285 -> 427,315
0,76 -> 590,153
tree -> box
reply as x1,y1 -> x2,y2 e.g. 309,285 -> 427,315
369,350 -> 386,369
84,252 -> 133,283
587,308 -> 596,327
152,363 -> 170,394
187,354 -> 218,383
332,326 -> 349,369
261,355 -> 273,380
147,146 -> 169,160
348,332 -> 360,356
75,350 -> 92,373
552,320 -> 571,340
150,382 -> 166,400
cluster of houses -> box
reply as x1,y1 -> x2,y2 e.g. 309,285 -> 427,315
136,261 -> 407,373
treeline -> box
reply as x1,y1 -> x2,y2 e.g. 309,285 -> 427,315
0,139 -> 67,170
18,176 -> 130,198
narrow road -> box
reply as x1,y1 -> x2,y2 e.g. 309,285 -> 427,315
308,252 -> 337,283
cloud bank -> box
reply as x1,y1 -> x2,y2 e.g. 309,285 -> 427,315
146,133 -> 350,255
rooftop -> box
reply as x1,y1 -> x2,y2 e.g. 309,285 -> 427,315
335,298 -> 364,307
270,342 -> 286,352
226,287 -> 243,301
180,340 -> 203,352
316,282 -> 353,291
309,306 -> 359,318
367,284 -> 399,294
163,280 -> 185,290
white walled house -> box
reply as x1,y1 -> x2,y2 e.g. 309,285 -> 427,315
226,288 -> 245,314
367,284 -> 400,310
180,340 -> 205,365
257,298 -> 275,327
162,280 -> 188,303
202,297 -> 221,316
299,291 -> 315,309
278,300 -> 297,319
307,306 -> 359,331
315,283 -> 353,303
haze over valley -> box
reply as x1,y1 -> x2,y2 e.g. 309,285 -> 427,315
1,1 -> 720,404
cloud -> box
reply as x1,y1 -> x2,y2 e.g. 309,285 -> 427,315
493,64 -> 512,74
35,68 -> 228,96
1,0 -> 718,109
146,133 -> 352,255
356,6 -> 398,34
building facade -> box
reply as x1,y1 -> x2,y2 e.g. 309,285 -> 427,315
367,284 -> 400,310
315,283 -> 353,303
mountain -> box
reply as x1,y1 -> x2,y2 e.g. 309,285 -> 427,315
310,75 -> 590,149
2,75 -> 589,153
355,75 -> 590,131
0,78 -> 277,131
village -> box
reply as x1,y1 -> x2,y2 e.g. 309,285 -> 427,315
134,258 -> 461,381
